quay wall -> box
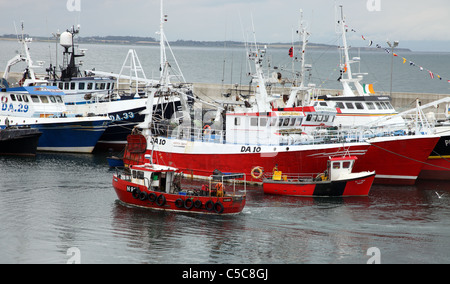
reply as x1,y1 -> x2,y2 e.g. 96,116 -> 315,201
193,82 -> 450,118
2,72 -> 449,118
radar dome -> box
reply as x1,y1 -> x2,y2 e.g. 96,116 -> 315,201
60,32 -> 73,48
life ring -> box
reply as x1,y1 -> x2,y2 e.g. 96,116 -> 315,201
203,125 -> 211,136
194,200 -> 203,209
148,192 -> 157,202
156,194 -> 166,206
184,199 -> 194,210
251,167 -> 264,179
205,200 -> 215,212
139,191 -> 148,201
175,198 -> 184,209
214,202 -> 224,214
1,96 -> 7,104
132,188 -> 141,199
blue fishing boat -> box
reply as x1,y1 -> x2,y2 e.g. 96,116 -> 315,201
0,86 -> 110,153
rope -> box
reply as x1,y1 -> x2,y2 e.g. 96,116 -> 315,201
368,140 -> 450,171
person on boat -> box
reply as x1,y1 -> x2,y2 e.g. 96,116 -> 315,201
215,183 -> 225,197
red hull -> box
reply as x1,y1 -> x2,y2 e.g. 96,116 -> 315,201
113,175 -> 246,215
419,158 -> 450,181
353,136 -> 440,185
123,136 -> 439,186
263,174 -> 376,197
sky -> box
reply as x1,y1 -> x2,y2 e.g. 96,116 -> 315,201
1,0 -> 450,52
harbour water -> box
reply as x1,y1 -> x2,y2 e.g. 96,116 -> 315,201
1,153 -> 450,264
1,41 -> 450,264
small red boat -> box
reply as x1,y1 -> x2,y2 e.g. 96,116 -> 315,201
113,160 -> 247,215
262,156 -> 375,197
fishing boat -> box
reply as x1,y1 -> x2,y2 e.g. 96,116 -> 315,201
262,155 -> 375,197
2,24 -> 180,152
0,86 -> 110,153
281,6 -> 447,183
120,2 -> 439,187
45,27 -> 181,151
113,157 -> 247,215
0,126 -> 42,156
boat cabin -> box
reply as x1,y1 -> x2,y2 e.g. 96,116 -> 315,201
128,164 -> 178,194
327,156 -> 358,181
1,86 -> 67,118
225,106 -> 337,145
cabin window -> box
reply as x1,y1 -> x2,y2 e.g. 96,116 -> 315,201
59,82 -> 64,90
345,103 -> 355,109
366,102 -> 376,110
31,95 -> 40,103
335,102 -> 345,109
355,103 -> 364,110
332,162 -> 341,169
289,118 -> 296,126
71,83 -> 76,90
16,95 -> 23,102
306,114 -> 312,122
64,82 -> 70,90
343,162 -> 351,169
49,96 -> 56,103
387,103 -> 394,109
380,102 -> 388,110
320,102 -> 328,107
270,118 -> 277,127
40,96 -> 49,104
375,102 -> 382,109
234,117 -> 241,126
56,96 -> 63,103
283,118 -> 290,127
295,118 -> 303,126
250,117 -> 258,127
260,118 -> 268,127
316,115 -> 323,122
79,83 -> 85,90
22,95 -> 29,103
87,83 -> 93,90
324,115 -> 329,122
10,94 -> 16,101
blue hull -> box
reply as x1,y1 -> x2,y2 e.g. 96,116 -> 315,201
32,120 -> 109,153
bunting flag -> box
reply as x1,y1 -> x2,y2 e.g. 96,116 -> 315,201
289,47 -> 294,58
349,26 -> 449,83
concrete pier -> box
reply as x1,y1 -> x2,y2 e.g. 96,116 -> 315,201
2,72 -> 449,118
193,82 -> 449,118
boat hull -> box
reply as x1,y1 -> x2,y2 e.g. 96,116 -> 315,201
354,135 -> 440,185
123,134 -> 438,186
418,134 -> 450,181
0,128 -> 42,156
112,175 -> 246,215
1,116 -> 110,153
123,137 -> 371,183
263,173 -> 376,197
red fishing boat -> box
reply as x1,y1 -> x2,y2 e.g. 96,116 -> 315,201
262,156 -> 375,197
113,159 -> 247,215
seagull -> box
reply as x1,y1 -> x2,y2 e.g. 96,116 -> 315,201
436,192 -> 445,199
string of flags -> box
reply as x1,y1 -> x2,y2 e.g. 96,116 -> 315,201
346,26 -> 450,84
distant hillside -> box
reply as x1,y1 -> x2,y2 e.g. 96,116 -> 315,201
0,34 -> 411,52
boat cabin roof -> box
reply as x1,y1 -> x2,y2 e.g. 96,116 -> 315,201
130,164 -> 178,173
3,86 -> 65,96
329,156 -> 358,162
